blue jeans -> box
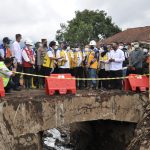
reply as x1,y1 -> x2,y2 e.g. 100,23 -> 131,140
88,68 -> 97,87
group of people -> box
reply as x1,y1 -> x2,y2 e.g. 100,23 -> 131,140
0,33 -> 149,93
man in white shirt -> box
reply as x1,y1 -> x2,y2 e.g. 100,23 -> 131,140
109,42 -> 125,90
12,34 -> 22,90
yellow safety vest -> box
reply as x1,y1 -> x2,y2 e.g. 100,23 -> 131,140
0,62 -> 10,87
87,50 -> 98,69
99,53 -> 109,69
67,50 -> 74,68
72,51 -> 83,68
43,49 -> 55,68
57,49 -> 67,67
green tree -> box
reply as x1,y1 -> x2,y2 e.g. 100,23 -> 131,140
56,9 -> 121,46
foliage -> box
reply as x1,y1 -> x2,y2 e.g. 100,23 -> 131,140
56,9 -> 121,46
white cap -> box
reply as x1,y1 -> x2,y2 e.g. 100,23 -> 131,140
25,39 -> 34,46
89,40 -> 96,46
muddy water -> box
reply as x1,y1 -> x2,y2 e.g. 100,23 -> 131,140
43,120 -> 136,150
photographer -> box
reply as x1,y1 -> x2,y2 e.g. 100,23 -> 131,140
0,58 -> 15,93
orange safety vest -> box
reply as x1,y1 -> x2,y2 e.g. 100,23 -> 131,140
6,48 -> 12,58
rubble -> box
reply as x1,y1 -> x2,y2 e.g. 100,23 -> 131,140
43,126 -> 73,150
127,103 -> 150,150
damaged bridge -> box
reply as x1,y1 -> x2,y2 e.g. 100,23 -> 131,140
0,90 -> 149,150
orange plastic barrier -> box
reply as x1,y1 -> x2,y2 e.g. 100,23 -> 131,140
124,74 -> 149,92
45,74 -> 76,95
0,77 -> 5,97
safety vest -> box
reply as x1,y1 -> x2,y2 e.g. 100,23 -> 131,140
87,49 -> 99,69
43,48 -> 55,68
6,48 -> 12,58
23,48 -> 34,67
0,62 -> 10,87
99,53 -> 109,69
72,51 -> 83,68
67,50 -> 74,68
100,53 -> 109,62
57,49 -> 67,67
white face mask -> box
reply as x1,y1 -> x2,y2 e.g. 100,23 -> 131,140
85,48 -> 89,52
29,46 -> 33,50
134,44 -> 139,49
76,48 -> 80,51
143,49 -> 148,53
119,46 -> 124,49
67,46 -> 70,50
55,46 -> 58,50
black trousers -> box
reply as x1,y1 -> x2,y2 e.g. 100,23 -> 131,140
127,68 -> 143,75
40,66 -> 52,87
41,66 -> 52,76
12,63 -> 22,89
5,78 -> 15,92
23,67 -> 33,89
110,70 -> 123,90
98,69 -> 110,89
83,67 -> 88,88
73,67 -> 84,88
58,68 -> 70,74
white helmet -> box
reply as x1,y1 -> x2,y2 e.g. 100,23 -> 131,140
89,40 -> 96,46
25,39 -> 34,46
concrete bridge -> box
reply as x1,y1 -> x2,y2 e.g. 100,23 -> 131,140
0,90 -> 148,150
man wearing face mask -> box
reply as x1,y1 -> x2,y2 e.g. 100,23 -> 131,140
72,44 -> 85,89
22,39 -> 35,89
119,42 -> 129,76
82,45 -> 90,88
66,45 -> 74,75
12,34 -> 22,90
109,42 -> 125,90
42,41 -> 61,76
87,40 -> 99,90
0,37 -> 12,60
128,42 -> 144,75
56,42 -> 70,74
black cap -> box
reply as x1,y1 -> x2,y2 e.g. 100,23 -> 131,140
3,37 -> 11,44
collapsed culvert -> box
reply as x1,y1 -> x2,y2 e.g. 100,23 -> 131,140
42,120 -> 137,150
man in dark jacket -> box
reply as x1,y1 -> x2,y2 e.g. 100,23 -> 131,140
128,42 -> 144,75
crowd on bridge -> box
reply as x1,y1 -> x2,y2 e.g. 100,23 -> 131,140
0,34 -> 149,93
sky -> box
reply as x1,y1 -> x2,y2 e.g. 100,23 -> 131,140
0,0 -> 149,42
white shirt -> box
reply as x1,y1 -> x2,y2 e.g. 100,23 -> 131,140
12,41 -> 22,63
108,49 -> 125,71
56,50 -> 70,68
47,48 -> 54,58
22,49 -> 30,62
